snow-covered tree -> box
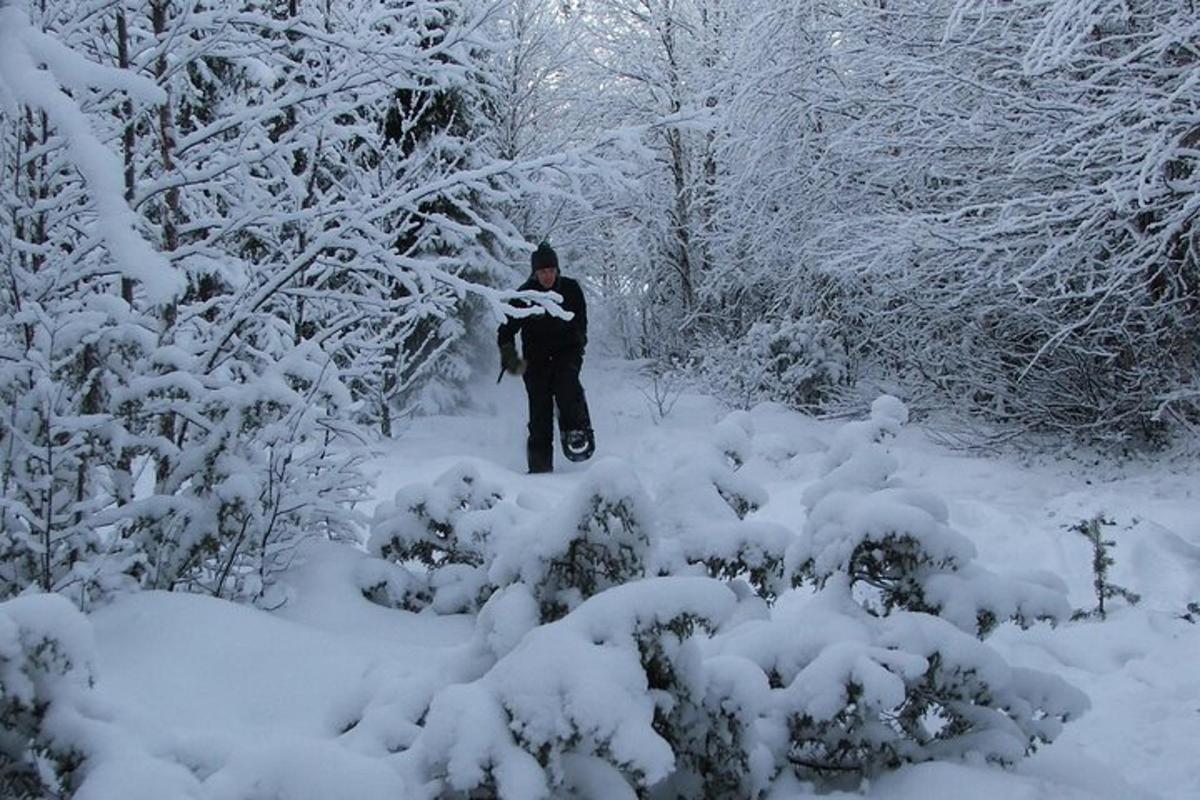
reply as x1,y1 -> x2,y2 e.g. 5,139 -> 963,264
0,0 -> 176,604
562,0 -> 732,360
788,0 -> 1196,439
765,397 -> 1086,775
0,0 -> 606,604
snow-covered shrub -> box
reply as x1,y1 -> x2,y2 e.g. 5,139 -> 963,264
636,612 -> 767,798
369,462 -> 503,569
366,462 -> 508,613
798,394 -> 909,510
761,396 -> 1086,777
367,459 -> 658,620
0,594 -> 93,798
407,461 -> 782,797
649,414 -> 794,601
413,578 -> 747,799
791,396 -> 1069,636
353,558 -> 432,613
489,459 -> 655,622
0,594 -> 206,799
402,409 -> 1087,794
670,518 -> 791,603
669,449 -> 766,523
654,448 -> 789,601
719,581 -> 1088,778
696,319 -> 849,412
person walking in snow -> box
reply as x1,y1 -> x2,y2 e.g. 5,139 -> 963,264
498,242 -> 594,473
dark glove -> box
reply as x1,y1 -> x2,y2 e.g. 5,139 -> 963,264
500,342 -> 524,375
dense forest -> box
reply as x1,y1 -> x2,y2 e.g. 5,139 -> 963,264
1,0 -> 1196,606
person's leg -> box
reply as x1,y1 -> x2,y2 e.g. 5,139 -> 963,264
552,351 -> 592,436
524,364 -> 554,472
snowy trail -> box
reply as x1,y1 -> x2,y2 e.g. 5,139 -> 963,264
86,357 -> 1200,799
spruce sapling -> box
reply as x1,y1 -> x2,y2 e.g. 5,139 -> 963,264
1069,514 -> 1141,621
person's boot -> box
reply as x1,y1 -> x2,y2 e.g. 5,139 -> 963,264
561,428 -> 595,462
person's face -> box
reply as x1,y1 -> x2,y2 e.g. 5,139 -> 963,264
535,266 -> 557,289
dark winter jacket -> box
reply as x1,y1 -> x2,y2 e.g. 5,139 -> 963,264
497,275 -> 587,362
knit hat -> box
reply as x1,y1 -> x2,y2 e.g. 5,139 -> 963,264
530,242 -> 559,273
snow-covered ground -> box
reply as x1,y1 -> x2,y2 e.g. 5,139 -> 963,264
73,358 -> 1200,798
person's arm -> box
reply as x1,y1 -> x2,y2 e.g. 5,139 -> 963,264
498,314 -> 519,348
498,285 -> 528,373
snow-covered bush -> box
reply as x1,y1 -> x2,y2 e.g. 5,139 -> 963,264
719,580 -> 1088,778
489,459 -> 656,622
394,456 -> 779,796
650,411 -> 802,604
760,396 -> 1087,776
369,462 -> 503,569
353,558 -> 433,613
653,420 -> 790,601
367,458 -> 656,620
791,396 -> 1070,636
636,611 -> 768,798
0,594 -> 93,798
0,594 -> 206,799
696,319 -> 849,412
395,406 -> 1088,795
366,462 -> 507,613
412,578 -> 752,799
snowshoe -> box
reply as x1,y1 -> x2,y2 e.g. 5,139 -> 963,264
561,429 -> 595,462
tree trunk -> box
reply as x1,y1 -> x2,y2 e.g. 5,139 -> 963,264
117,5 -> 136,306
151,1 -> 180,489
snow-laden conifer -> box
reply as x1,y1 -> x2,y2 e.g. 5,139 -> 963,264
751,396 -> 1089,776
414,576 -> 743,798
487,458 -> 655,621
654,411 -> 791,601
791,396 -> 1071,636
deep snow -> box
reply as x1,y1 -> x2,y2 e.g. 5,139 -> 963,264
81,357 -> 1200,799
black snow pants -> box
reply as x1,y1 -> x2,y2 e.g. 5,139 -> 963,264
523,349 -> 591,472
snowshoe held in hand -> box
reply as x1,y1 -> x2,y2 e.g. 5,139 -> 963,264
561,429 -> 595,462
